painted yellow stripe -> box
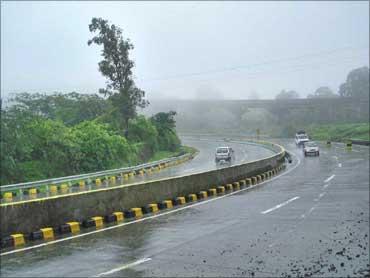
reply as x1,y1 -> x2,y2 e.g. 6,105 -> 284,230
49,185 -> 58,193
226,184 -> 233,191
176,196 -> 186,205
40,228 -> 54,240
66,222 -> 80,233
233,182 -> 240,190
208,188 -> 217,196
92,216 -> 104,227
199,191 -> 208,198
29,188 -> 37,195
131,208 -> 143,218
217,186 -> 225,193
11,234 -> 25,246
95,178 -> 102,186
149,204 -> 159,213
164,200 -> 173,209
3,192 -> 13,199
188,194 -> 197,201
113,212 -> 124,221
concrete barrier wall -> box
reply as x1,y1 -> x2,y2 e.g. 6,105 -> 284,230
0,143 -> 285,237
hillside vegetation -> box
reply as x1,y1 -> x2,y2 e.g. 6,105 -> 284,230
1,93 -> 182,185
306,123 -> 370,142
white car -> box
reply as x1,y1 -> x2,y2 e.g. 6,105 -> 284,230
295,133 -> 309,146
303,141 -> 320,156
215,146 -> 235,163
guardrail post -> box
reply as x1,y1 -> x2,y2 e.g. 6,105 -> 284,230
45,185 -> 49,197
18,188 -> 24,200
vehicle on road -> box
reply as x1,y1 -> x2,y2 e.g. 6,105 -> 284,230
295,130 -> 309,146
215,146 -> 235,163
303,141 -> 320,156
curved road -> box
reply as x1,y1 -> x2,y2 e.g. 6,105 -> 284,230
1,138 -> 274,204
0,136 -> 369,277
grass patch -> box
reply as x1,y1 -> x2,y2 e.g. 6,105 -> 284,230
148,145 -> 197,162
306,123 -> 369,142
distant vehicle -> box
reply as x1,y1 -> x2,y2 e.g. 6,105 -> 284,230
303,141 -> 320,156
215,146 -> 235,163
295,131 -> 309,146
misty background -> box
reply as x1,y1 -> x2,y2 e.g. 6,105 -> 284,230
1,1 -> 369,100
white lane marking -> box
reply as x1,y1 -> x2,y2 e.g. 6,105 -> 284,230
94,258 -> 152,277
332,156 -> 338,160
308,206 -> 316,215
352,149 -> 361,153
315,192 -> 326,201
0,152 -> 302,257
319,192 -> 326,199
324,174 -> 335,183
261,196 -> 300,215
338,163 -> 342,168
323,183 -> 330,189
300,214 -> 305,218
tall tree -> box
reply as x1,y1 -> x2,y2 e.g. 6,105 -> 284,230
338,83 -> 347,97
275,90 -> 300,99
88,17 -> 148,132
345,66 -> 369,99
307,86 -> 337,98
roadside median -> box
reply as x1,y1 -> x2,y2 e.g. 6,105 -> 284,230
0,140 -> 285,239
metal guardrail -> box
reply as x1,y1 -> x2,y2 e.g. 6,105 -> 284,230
0,152 -> 196,194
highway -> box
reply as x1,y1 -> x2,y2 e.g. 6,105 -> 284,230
1,137 -> 274,204
0,136 -> 369,277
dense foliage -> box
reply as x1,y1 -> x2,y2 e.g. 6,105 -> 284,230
1,93 -> 181,185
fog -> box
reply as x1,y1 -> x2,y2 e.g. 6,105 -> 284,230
1,1 -> 369,100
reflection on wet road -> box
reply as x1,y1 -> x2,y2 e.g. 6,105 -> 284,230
1,137 -> 369,277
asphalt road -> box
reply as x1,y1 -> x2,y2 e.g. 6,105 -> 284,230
1,137 -> 369,277
1,137 -> 274,204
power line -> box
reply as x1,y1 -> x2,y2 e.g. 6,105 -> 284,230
135,45 -> 369,83
145,54 -> 368,94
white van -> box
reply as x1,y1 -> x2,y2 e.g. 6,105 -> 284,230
295,131 -> 309,146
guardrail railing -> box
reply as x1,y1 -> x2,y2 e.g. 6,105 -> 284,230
0,151 -> 197,196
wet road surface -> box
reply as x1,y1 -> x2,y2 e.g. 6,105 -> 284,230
0,137 -> 369,277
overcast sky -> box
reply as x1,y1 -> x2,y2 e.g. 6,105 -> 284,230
1,1 -> 369,100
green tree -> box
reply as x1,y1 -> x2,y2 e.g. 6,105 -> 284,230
88,17 -> 149,132
345,66 -> 369,99
338,83 -> 347,97
275,90 -> 300,99
71,121 -> 138,172
308,86 -> 337,98
10,92 -> 110,126
150,111 -> 180,151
